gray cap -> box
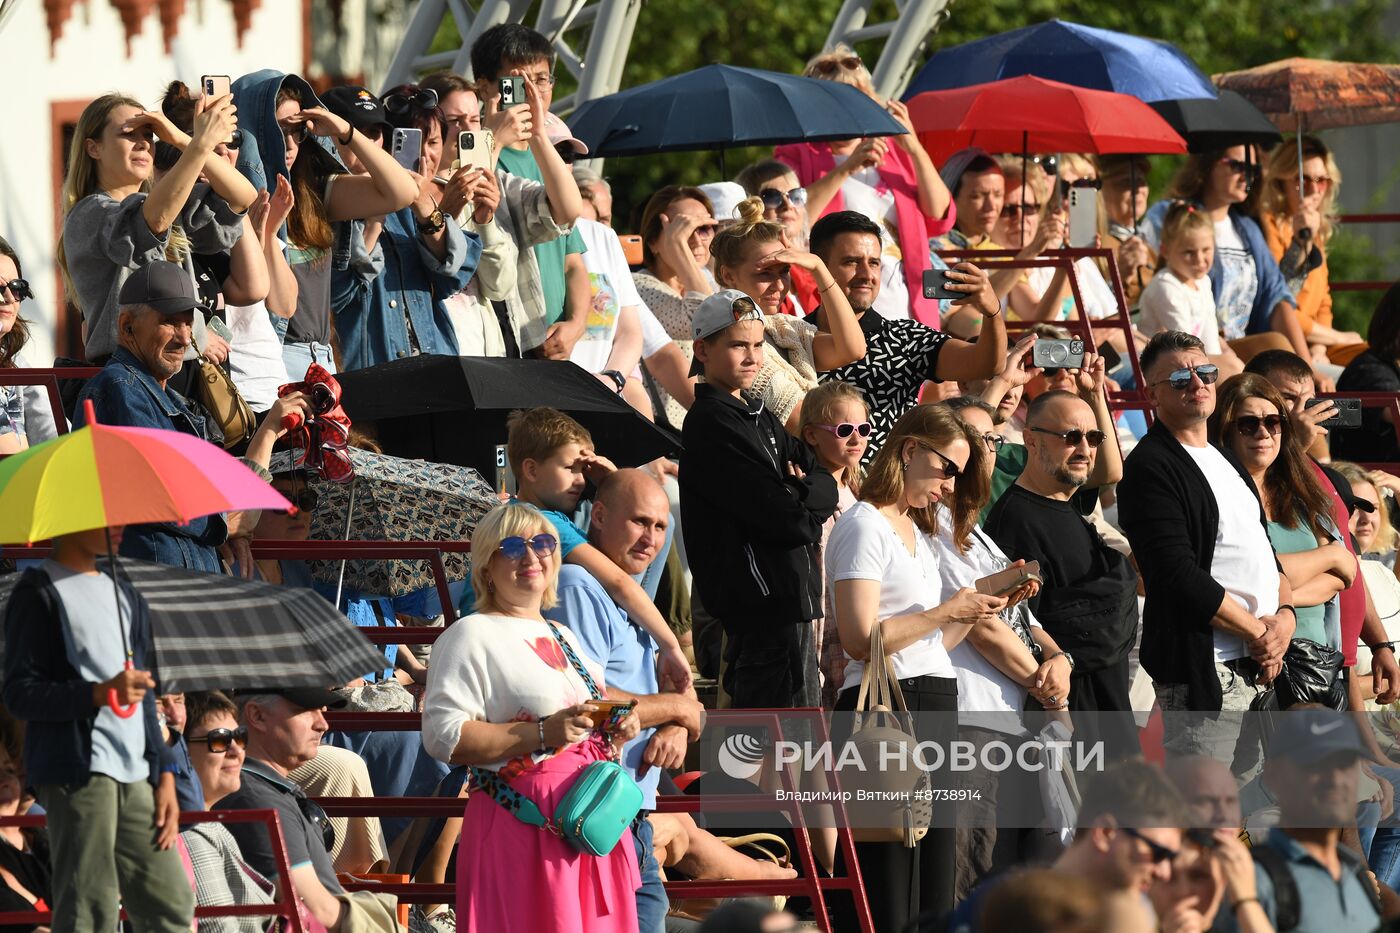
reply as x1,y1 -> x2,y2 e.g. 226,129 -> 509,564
939,146 -> 998,194
1268,708 -> 1371,767
687,289 -> 763,377
117,261 -> 199,315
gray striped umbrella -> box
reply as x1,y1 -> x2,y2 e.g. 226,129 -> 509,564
0,559 -> 389,694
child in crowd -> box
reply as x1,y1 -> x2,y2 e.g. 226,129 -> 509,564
1138,202 -> 1244,378
505,407 -> 691,691
798,381 -> 869,709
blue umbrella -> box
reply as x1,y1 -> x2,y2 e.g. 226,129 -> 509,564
904,19 -> 1216,104
567,63 -> 907,158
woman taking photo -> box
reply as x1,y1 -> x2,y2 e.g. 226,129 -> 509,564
58,91 -> 253,363
421,502 -> 642,933
1096,154 -> 1156,306
826,404 -> 1007,929
1336,283 -> 1400,463
0,238 -> 42,451
709,196 -> 866,431
1213,374 -> 1354,672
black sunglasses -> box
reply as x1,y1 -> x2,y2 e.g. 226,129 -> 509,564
297,794 -> 336,852
1353,496 -> 1378,514
384,87 -> 439,116
187,726 -> 248,754
759,187 -> 808,211
1234,414 -> 1283,437
0,278 -> 32,303
1220,157 -> 1261,179
1151,364 -> 1220,391
1029,426 -> 1106,448
1124,827 -> 1178,864
920,443 -> 962,479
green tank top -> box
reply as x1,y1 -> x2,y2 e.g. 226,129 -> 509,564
1266,518 -> 1329,646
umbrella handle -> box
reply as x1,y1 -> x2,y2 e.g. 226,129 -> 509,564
108,659 -> 139,719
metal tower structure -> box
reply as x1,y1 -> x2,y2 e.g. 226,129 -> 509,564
383,0 -> 953,110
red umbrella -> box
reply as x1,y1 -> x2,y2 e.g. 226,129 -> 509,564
907,74 -> 1188,160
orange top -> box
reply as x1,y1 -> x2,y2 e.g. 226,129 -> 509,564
1261,212 -> 1332,334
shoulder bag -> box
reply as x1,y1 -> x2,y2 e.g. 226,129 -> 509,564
196,358 -> 255,450
470,621 -> 642,856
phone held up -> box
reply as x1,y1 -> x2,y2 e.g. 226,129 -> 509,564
391,127 -> 423,173
200,75 -> 240,148
456,129 -> 494,174
499,76 -> 528,109
1304,396 -> 1363,429
1030,338 -> 1085,370
922,268 -> 960,301
1067,183 -> 1099,249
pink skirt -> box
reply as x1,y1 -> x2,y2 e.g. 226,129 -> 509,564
456,740 -> 641,933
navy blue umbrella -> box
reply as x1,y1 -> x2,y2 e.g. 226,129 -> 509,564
567,63 -> 907,158
904,19 -> 1216,104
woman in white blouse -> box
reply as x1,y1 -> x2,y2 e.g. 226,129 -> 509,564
825,403 -> 1007,929
421,502 -> 642,933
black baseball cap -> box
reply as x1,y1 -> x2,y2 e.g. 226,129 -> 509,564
117,261 -> 199,315
1267,708 -> 1371,767
320,85 -> 393,135
237,687 -> 348,711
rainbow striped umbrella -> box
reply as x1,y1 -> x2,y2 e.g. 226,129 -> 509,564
0,401 -> 290,545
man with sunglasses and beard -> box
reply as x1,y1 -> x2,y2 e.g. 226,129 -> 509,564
1118,331 -> 1295,772
983,389 -> 1140,756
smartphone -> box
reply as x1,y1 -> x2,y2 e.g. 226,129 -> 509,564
975,561 -> 1042,597
391,127 -> 423,173
1031,338 -> 1085,370
584,699 -> 636,730
201,74 -> 231,100
620,234 -> 643,267
456,129 -> 494,174
494,444 -> 510,496
1305,396 -> 1363,429
498,76 -> 528,109
1068,185 -> 1098,249
922,268 -> 960,301
1097,340 -> 1123,373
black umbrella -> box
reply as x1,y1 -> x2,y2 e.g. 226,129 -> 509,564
335,356 -> 681,477
1148,89 -> 1283,153
0,559 -> 389,694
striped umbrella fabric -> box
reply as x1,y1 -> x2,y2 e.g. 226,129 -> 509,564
0,559 -> 389,693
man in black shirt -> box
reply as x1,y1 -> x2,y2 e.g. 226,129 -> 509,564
806,211 -> 1006,457
983,390 -> 1139,754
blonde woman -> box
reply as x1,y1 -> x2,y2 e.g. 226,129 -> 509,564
709,196 -> 867,431
775,45 -> 954,326
421,502 -> 642,933
1257,137 -> 1362,366
1334,462 -> 1400,704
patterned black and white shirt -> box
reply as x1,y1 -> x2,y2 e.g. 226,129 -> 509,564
809,309 -> 950,457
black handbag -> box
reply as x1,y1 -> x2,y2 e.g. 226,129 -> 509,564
1249,637 -> 1346,712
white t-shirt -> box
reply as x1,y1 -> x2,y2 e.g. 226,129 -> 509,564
1214,216 -> 1246,251
926,511 -> 1039,735
1024,258 -> 1118,321
1181,444 -> 1280,661
226,301 -> 291,411
1138,268 -> 1222,354
570,220 -> 645,374
637,301 -> 670,359
421,612 -> 607,771
842,167 -> 911,321
826,502 -> 955,691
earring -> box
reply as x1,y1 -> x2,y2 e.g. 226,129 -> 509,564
901,460 -> 909,473
484,575 -> 494,594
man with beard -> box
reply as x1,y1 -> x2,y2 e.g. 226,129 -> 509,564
983,390 -> 1140,754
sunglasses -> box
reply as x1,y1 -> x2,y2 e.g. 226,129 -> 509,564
759,187 -> 808,211
1029,426 -> 1106,448
298,794 -> 336,852
1000,202 -> 1042,218
1353,496 -> 1378,514
920,443 -> 962,479
279,121 -> 309,144
693,223 -> 718,238
283,489 -> 319,513
1301,173 -> 1332,189
981,433 -> 1006,454
1151,364 -> 1220,390
813,56 -> 863,75
813,421 -> 871,439
1031,154 -> 1059,175
187,727 -> 248,754
1220,158 -> 1261,179
1124,827 -> 1178,865
384,87 -> 440,116
1234,414 -> 1283,437
0,278 -> 32,303
498,533 -> 559,561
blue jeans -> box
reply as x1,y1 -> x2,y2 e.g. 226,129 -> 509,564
633,815 -> 668,933
283,340 -> 336,380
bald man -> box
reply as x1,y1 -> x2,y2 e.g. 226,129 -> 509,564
984,391 -> 1140,755
544,469 -> 703,933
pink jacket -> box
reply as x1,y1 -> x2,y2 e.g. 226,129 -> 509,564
775,141 -> 954,327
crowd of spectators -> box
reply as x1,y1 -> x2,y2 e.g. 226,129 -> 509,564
5,17 -> 1400,933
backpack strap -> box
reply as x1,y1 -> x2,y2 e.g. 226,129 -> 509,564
1250,844 -> 1299,932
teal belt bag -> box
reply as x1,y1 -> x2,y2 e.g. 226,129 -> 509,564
471,621 -> 643,857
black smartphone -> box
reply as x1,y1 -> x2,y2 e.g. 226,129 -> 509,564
922,268 -> 960,301
1031,338 -> 1086,370
1096,340 -> 1122,373
1305,396 -> 1362,429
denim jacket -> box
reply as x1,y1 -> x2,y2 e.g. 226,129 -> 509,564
75,348 -> 227,572
331,207 -> 482,372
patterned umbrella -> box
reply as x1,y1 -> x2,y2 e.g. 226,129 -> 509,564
300,448 -> 497,598
1214,58 -> 1400,132
0,559 -> 388,694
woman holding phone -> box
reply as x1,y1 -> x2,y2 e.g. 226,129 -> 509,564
421,502 -> 642,933
826,404 -> 1007,928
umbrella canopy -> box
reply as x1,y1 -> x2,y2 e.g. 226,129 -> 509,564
1214,57 -> 1400,131
1148,89 -> 1283,153
302,448 -> 497,597
907,76 -> 1188,161
904,19 -> 1216,104
335,356 -> 680,477
0,402 -> 290,545
0,559 -> 389,693
567,63 -> 907,157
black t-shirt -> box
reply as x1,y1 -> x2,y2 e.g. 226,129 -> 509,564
1334,350 -> 1400,463
983,482 -> 1138,671
215,759 -> 344,896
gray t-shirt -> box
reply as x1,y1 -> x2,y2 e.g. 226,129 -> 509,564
41,559 -> 145,784
215,758 -> 344,896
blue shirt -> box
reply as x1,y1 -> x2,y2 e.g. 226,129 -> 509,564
544,565 -> 660,808
1213,828 -> 1379,932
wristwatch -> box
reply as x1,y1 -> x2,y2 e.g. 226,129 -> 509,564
1047,650 -> 1076,671
1373,642 -> 1397,654
417,208 -> 446,235
602,369 -> 626,393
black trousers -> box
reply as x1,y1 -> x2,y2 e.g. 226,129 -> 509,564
832,674 -> 958,933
